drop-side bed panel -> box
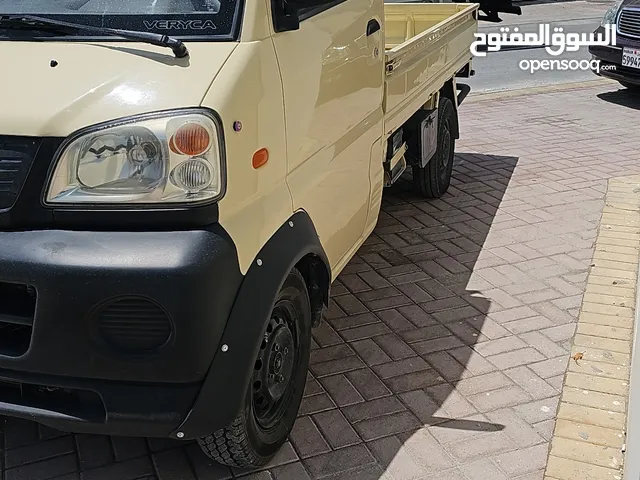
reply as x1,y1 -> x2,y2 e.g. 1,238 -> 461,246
384,3 -> 478,134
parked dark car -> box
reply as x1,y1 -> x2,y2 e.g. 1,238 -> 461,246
590,0 -> 640,90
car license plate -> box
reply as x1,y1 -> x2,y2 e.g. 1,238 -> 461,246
622,47 -> 640,69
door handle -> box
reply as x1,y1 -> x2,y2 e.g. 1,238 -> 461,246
366,19 -> 380,36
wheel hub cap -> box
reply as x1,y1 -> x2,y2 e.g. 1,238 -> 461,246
266,325 -> 294,399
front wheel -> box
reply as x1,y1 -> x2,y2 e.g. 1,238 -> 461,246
412,96 -> 456,199
197,268 -> 312,468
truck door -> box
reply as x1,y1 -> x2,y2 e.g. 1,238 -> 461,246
272,0 -> 385,272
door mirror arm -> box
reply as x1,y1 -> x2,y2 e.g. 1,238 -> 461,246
272,0 -> 333,32
272,0 -> 300,32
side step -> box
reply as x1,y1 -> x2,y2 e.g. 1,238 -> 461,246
384,142 -> 407,187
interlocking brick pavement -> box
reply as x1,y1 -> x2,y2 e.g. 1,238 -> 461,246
544,175 -> 640,480
2,80 -> 639,480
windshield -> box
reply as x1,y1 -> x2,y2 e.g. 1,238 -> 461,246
0,0 -> 242,39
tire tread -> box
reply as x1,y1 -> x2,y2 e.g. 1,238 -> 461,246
197,412 -> 266,468
197,268 -> 310,468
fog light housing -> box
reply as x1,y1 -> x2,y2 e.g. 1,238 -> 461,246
170,158 -> 213,194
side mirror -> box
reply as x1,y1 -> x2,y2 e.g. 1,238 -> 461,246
272,0 -> 331,32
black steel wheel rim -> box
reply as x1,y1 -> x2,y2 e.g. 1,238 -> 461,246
439,119 -> 452,182
251,300 -> 299,431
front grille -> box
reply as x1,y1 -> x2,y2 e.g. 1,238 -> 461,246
619,8 -> 640,38
0,136 -> 41,210
0,282 -> 36,357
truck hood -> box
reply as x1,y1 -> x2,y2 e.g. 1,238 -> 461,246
0,41 -> 237,137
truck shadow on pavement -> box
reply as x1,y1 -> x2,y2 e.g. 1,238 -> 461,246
597,88 -> 640,111
0,153 -> 519,480
283,152 -> 519,479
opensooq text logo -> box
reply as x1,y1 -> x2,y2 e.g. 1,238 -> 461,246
470,24 -> 617,57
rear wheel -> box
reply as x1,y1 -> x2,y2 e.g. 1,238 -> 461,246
197,268 -> 312,468
412,96 -> 456,198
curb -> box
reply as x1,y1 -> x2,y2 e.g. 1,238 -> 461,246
466,78 -> 617,103
623,224 -> 640,479
543,175 -> 640,480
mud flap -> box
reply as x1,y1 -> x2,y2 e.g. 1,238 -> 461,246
419,109 -> 438,168
456,83 -> 471,106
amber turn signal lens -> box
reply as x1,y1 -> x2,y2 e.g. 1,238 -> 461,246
170,123 -> 211,156
252,148 -> 269,169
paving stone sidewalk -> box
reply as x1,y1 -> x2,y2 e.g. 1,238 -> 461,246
3,79 -> 640,480
544,174 -> 640,480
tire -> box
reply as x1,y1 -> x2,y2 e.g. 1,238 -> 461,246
412,96 -> 456,199
197,268 -> 312,468
619,81 -> 640,92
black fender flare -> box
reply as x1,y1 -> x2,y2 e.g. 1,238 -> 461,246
171,210 -> 330,439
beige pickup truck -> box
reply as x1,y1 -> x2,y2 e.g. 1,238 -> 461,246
0,0 -> 519,468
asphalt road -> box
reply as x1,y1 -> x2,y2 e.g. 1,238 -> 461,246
466,17 -> 608,93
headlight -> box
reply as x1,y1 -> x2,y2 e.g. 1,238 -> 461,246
45,110 -> 225,205
601,0 -> 623,26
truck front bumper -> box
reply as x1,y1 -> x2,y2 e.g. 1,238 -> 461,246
0,226 -> 244,438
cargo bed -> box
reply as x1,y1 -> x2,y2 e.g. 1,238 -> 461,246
383,3 -> 479,133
